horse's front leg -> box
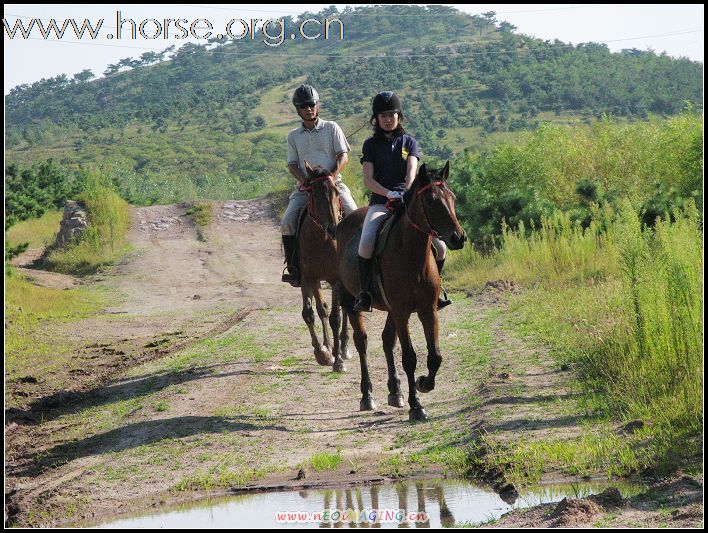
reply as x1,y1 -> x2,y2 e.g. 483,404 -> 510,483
416,307 -> 442,393
346,307 -> 376,411
329,283 -> 346,373
393,312 -> 428,422
302,282 -> 333,366
313,283 -> 332,351
382,313 -> 404,408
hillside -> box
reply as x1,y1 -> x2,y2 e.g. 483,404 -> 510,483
5,5 -> 703,207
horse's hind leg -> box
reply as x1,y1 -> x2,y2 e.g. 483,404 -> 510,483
393,312 -> 428,422
340,308 -> 351,360
383,313 -> 404,408
346,307 -> 376,411
329,284 -> 346,373
302,282 -> 333,366
416,307 -> 442,393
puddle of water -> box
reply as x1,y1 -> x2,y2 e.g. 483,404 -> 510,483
95,478 -> 644,528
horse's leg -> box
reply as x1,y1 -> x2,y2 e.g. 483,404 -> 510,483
340,296 -> 351,361
347,308 -> 376,411
301,282 -> 333,366
394,312 -> 428,422
382,313 -> 404,408
329,283 -> 346,373
416,307 -> 442,393
313,282 -> 333,354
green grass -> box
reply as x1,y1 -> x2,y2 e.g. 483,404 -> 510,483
161,327 -> 281,371
5,271 -> 108,403
448,200 -> 703,476
172,464 -> 275,491
309,451 -> 343,471
467,429 -> 645,486
5,209 -> 62,250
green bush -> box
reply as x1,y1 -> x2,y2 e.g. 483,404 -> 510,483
450,112 -> 703,245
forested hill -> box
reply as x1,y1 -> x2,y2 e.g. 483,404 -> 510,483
5,5 -> 703,190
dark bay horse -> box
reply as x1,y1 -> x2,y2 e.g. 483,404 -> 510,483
336,162 -> 467,421
298,163 -> 350,372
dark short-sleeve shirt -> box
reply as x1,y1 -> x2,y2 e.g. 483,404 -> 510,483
360,133 -> 420,205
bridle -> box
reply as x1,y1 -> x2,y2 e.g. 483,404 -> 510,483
300,175 -> 343,231
386,180 -> 446,238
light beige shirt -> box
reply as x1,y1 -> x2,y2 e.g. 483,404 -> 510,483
287,118 -> 351,180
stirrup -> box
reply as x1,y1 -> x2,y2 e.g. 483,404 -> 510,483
353,291 -> 372,312
281,266 -> 300,287
437,287 -> 452,309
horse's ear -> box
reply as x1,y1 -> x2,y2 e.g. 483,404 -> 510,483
304,161 -> 314,177
418,163 -> 429,183
441,161 -> 450,181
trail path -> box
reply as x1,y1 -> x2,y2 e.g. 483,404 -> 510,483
5,200 -> 701,527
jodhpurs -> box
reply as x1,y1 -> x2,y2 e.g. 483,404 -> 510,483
281,180 -> 357,236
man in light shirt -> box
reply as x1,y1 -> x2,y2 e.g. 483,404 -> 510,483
281,84 -> 357,286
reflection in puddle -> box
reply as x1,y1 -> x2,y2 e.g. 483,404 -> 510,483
96,478 -> 644,528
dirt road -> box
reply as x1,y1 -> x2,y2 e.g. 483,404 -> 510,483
4,200 -> 702,527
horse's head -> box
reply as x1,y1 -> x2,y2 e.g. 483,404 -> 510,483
304,162 -> 341,240
405,161 -> 467,250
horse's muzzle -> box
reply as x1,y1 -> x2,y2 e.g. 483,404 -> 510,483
447,230 -> 467,250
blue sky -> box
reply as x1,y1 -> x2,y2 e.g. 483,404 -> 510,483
4,4 -> 704,94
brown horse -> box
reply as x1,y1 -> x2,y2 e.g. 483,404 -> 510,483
297,163 -> 350,372
336,162 -> 467,421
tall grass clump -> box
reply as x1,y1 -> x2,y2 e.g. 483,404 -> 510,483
580,201 -> 703,460
44,170 -> 130,275
448,200 -> 702,471
446,206 -> 619,289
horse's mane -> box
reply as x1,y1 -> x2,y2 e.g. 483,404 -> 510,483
403,164 -> 430,207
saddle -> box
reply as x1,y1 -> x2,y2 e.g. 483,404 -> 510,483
350,202 -> 439,309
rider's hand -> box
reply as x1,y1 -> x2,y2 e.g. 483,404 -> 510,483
386,190 -> 403,201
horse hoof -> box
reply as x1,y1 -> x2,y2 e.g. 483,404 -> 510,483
333,360 -> 346,373
388,393 -> 405,408
360,397 -> 377,411
409,408 -> 429,422
315,347 -> 334,366
416,376 -> 432,393
341,348 -> 352,361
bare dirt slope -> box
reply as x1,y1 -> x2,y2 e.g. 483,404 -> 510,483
4,200 -> 703,527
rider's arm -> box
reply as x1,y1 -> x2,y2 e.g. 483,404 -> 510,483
331,152 -> 348,177
287,132 -> 307,185
363,162 -> 391,197
288,163 -> 308,185
405,155 -> 419,190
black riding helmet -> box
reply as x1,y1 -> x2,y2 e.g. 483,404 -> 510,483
372,91 -> 402,116
292,84 -> 319,107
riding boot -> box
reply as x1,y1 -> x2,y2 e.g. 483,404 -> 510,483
353,256 -> 373,312
436,258 -> 452,309
281,235 -> 300,287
